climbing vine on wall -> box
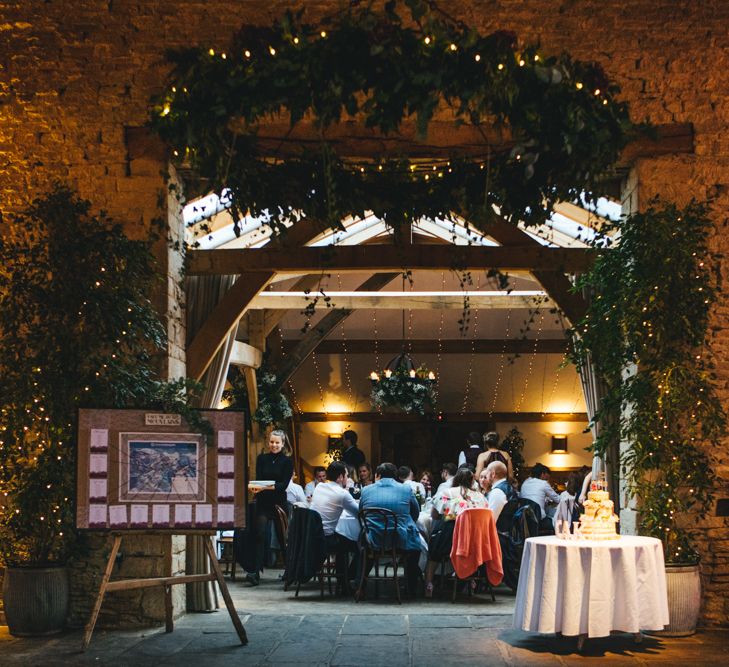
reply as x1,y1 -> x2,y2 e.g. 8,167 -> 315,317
569,200 -> 725,563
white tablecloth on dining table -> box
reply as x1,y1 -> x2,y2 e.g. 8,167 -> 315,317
513,535 -> 669,638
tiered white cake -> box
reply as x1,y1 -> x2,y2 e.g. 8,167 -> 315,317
580,489 -> 620,540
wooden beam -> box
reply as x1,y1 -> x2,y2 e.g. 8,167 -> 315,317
243,366 -> 258,414
481,218 -> 588,325
186,272 -> 274,381
271,272 -> 400,390
282,338 -> 568,355
187,245 -> 597,275
298,411 -> 588,423
617,122 -> 694,166
250,292 -> 553,310
186,216 -> 331,381
235,118 -> 509,160
229,341 -> 263,368
229,120 -> 693,165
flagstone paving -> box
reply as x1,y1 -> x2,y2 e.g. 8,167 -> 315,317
0,570 -> 726,665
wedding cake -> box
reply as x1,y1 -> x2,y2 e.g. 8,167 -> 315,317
579,489 -> 620,540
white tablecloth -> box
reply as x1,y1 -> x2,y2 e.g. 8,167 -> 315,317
513,535 -> 669,638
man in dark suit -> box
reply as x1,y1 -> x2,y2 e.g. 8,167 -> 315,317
341,429 -> 366,468
359,462 -> 423,595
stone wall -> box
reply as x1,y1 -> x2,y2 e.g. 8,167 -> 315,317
1,0 -> 729,625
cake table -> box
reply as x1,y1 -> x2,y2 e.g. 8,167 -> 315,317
512,535 -> 669,649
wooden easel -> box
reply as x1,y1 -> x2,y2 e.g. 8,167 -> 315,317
81,531 -> 247,651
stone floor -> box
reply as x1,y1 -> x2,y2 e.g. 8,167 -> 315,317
0,569 -> 726,666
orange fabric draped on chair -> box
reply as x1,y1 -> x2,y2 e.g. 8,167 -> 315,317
450,508 -> 504,586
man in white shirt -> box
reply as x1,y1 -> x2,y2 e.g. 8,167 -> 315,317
433,462 -> 457,505
519,463 -> 560,520
398,465 -> 426,501
483,461 -> 515,523
311,461 -> 360,590
286,473 -> 307,506
304,466 -> 327,500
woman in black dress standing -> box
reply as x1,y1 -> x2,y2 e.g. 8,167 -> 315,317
247,429 -> 294,585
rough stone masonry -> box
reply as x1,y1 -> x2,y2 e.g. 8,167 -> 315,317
1,0 -> 728,626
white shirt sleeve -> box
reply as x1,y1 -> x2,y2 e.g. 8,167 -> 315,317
544,480 -> 560,504
458,450 -> 466,466
340,487 -> 360,516
486,487 -> 508,523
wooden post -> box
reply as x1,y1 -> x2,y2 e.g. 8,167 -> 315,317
82,534 -> 122,651
204,535 -> 248,645
164,585 -> 174,633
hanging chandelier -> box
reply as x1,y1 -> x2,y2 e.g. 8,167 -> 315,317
368,276 -> 436,414
369,351 -> 436,415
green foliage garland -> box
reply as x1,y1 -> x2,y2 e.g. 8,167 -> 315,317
151,0 -> 633,236
569,200 -> 725,563
0,186 -> 203,565
226,369 -> 293,428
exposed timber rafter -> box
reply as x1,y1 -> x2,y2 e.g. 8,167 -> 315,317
186,216 -> 331,380
282,338 -> 568,355
269,272 -> 400,391
186,244 -> 597,276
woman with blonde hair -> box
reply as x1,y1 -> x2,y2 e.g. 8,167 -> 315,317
246,429 -> 293,585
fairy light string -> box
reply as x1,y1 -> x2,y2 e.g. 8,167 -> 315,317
488,309 -> 512,417
515,311 -> 544,413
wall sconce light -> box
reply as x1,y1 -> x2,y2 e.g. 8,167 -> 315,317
551,435 -> 568,453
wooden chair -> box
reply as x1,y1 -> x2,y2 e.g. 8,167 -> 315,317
354,507 -> 407,604
450,509 -> 498,603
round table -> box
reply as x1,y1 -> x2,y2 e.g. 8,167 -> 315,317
513,535 -> 669,641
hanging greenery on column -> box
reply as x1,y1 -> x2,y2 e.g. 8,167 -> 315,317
0,186 -> 203,566
225,368 -> 293,428
569,200 -> 725,563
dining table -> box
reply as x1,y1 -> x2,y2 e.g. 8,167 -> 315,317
512,535 -> 670,649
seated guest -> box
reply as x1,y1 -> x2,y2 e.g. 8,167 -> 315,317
305,466 -> 327,500
419,470 -> 435,499
360,462 -> 423,595
433,462 -> 457,504
351,462 -> 373,499
286,473 -> 307,506
344,464 -> 357,491
553,470 -> 583,532
424,467 -> 488,597
398,465 -> 426,503
481,461 -> 517,523
311,461 -> 360,587
520,463 -> 560,523
457,431 -> 484,469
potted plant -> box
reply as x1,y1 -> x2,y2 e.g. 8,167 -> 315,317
570,200 -> 725,636
0,186 -> 192,635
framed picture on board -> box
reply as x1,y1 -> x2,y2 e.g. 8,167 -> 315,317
76,408 -> 246,531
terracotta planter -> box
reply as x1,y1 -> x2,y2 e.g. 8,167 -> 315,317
2,564 -> 69,637
647,563 -> 701,637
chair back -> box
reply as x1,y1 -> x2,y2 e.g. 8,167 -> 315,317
274,503 -> 289,549
358,507 -> 400,554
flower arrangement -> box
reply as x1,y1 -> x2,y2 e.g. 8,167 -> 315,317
370,365 -> 436,415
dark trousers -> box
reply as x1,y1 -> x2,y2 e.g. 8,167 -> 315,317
325,533 -> 358,589
362,548 -> 421,596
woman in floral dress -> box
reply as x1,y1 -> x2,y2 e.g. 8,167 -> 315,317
424,467 -> 488,597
